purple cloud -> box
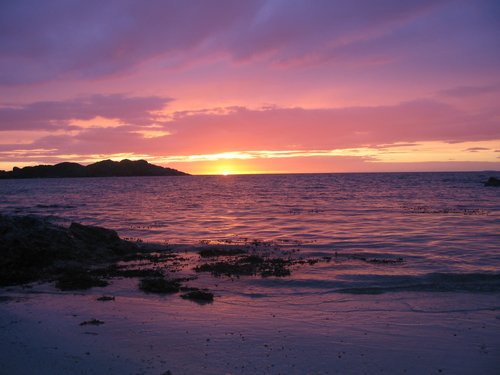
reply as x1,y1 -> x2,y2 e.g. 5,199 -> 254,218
0,94 -> 171,130
0,0 -> 262,84
439,84 -> 500,98
1,0 -> 498,85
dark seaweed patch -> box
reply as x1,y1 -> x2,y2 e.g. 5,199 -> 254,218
96,296 -> 115,301
194,255 -> 292,278
55,269 -> 108,291
199,247 -> 247,257
180,289 -> 214,303
139,277 -> 180,294
79,319 -> 104,326
91,264 -> 163,278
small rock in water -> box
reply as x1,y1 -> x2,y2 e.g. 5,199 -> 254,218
484,177 -> 500,186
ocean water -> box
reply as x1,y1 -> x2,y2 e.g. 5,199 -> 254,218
1,172 -> 499,293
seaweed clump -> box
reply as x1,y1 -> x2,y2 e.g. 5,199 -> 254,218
79,318 -> 105,326
139,277 -> 181,294
91,264 -> 163,279
198,247 -> 247,258
55,269 -> 109,291
194,255 -> 291,278
181,289 -> 214,303
96,296 -> 115,301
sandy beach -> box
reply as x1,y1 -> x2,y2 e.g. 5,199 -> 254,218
2,250 -> 499,375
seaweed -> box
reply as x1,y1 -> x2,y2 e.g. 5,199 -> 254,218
180,289 -> 214,303
91,264 -> 163,278
365,257 -> 404,264
55,269 -> 109,291
194,255 -> 292,278
139,277 -> 180,294
96,295 -> 115,301
79,319 -> 105,326
198,247 -> 247,257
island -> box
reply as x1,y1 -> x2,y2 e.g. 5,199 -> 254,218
0,159 -> 188,179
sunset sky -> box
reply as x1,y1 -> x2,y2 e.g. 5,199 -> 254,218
1,0 -> 499,175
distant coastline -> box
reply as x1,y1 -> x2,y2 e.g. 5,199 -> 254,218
0,159 -> 188,179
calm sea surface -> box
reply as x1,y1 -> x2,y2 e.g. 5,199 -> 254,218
1,172 -> 499,292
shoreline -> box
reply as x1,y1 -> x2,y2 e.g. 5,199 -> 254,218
1,214 -> 499,374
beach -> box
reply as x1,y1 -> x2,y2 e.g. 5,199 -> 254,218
1,269 -> 499,374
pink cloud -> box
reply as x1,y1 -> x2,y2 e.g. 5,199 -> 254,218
2,96 -> 498,159
153,100 -> 499,154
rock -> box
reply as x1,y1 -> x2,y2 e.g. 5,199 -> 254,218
70,222 -> 120,242
69,222 -> 136,255
484,177 -> 500,186
0,214 -> 138,286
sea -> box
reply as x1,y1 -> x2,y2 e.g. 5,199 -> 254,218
1,171 -> 499,294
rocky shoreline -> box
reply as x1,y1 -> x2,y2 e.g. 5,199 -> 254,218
0,214 -> 316,303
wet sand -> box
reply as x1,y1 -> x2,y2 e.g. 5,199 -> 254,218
1,267 -> 499,375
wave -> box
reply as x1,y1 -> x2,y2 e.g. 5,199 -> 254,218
336,273 -> 500,294
251,272 -> 500,295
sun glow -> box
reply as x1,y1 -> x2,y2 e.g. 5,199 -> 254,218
222,171 -> 230,176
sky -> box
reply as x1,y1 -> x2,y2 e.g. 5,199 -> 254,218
0,0 -> 499,175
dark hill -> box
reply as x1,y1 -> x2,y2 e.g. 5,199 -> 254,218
0,159 -> 188,179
